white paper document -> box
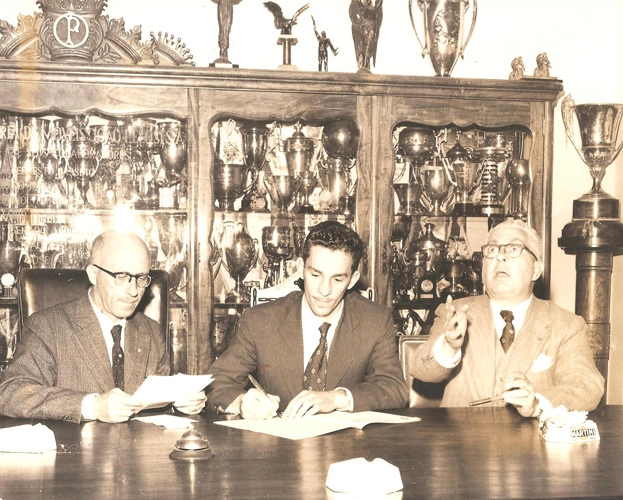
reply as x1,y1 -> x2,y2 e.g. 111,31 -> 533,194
0,423 -> 57,453
214,411 -> 420,440
133,373 -> 213,410
133,414 -> 198,429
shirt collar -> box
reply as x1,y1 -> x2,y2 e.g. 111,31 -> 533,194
88,287 -> 127,333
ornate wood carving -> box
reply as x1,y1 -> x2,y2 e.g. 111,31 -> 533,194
0,0 -> 194,65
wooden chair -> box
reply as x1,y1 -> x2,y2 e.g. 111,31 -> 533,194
399,335 -> 445,407
17,268 -> 170,348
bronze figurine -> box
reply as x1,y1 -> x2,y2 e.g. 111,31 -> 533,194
312,16 -> 338,72
509,56 -> 525,80
349,0 -> 383,73
263,2 -> 310,35
211,0 -> 244,66
533,52 -> 551,78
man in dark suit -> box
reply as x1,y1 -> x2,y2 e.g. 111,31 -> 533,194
410,219 -> 604,417
0,230 -> 206,423
207,221 -> 408,419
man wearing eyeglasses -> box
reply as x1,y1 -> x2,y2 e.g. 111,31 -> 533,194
0,230 -> 206,423
409,219 -> 604,418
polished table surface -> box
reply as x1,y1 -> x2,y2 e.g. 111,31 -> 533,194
1,405 -> 622,500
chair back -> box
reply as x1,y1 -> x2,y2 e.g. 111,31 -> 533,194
17,268 -> 169,348
399,336 -> 445,407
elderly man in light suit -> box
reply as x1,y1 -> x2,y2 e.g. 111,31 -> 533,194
0,230 -> 206,423
207,221 -> 408,420
410,219 -> 604,418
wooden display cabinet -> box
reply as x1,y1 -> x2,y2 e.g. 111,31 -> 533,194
0,1 -> 563,375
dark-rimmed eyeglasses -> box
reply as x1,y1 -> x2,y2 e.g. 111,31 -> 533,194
481,243 -> 538,261
92,264 -> 152,288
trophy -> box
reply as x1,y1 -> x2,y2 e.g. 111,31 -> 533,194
445,131 -> 479,216
92,120 -> 122,207
283,123 -> 316,213
239,122 -> 270,212
395,127 -> 437,215
319,119 -> 359,214
406,222 -> 447,299
420,155 -> 455,216
262,225 -> 294,288
561,95 -> 623,220
504,159 -> 531,220
263,174 -> 302,217
70,137 -> 99,208
223,224 -> 258,303
409,0 -> 478,77
470,131 -> 513,217
156,215 -> 187,298
16,117 -> 47,208
0,222 -> 21,299
213,160 -> 248,211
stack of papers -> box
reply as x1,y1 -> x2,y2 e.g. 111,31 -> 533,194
0,424 -> 57,453
132,373 -> 213,410
215,411 -> 420,440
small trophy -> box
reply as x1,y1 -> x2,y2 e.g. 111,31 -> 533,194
561,94 -> 623,220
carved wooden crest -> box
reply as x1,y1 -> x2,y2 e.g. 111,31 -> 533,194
0,0 -> 195,65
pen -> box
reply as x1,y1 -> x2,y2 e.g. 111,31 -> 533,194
248,374 -> 282,417
469,395 -> 505,406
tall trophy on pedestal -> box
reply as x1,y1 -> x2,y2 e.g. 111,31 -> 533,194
262,225 -> 294,288
561,95 -> 623,221
223,223 -> 258,303
282,122 -> 316,214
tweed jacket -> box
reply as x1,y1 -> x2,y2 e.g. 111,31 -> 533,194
410,295 -> 604,411
0,293 -> 170,423
207,291 -> 408,413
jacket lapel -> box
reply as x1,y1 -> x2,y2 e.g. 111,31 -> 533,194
326,294 -> 359,388
508,297 -> 551,374
465,297 -> 498,387
70,294 -> 115,393
123,316 -> 153,393
273,294 -> 305,399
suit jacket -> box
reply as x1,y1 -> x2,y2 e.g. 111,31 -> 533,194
0,294 -> 170,423
207,291 -> 408,412
410,295 -> 604,411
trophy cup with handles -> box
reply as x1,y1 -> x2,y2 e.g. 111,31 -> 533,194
409,0 -> 478,77
561,94 -> 623,221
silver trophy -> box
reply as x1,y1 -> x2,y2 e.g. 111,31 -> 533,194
240,122 -> 270,212
409,0 -> 478,77
562,94 -> 623,220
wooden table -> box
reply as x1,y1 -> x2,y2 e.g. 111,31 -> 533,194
1,405 -> 622,499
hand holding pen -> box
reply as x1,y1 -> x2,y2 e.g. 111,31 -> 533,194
242,374 -> 282,419
469,371 -> 537,417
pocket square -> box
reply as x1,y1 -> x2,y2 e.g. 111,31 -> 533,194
531,353 -> 553,373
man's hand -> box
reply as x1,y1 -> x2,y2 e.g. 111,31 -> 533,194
92,388 -> 142,423
502,372 -> 537,418
442,295 -> 469,353
240,388 -> 280,420
174,391 -> 207,415
282,389 -> 348,419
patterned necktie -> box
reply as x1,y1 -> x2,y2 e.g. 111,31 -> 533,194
111,325 -> 124,390
500,310 -> 515,353
303,322 -> 331,391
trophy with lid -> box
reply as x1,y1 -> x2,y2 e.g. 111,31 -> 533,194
239,122 -> 270,212
395,126 -> 437,216
318,119 -> 359,215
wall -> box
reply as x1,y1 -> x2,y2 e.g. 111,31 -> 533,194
5,0 -> 623,401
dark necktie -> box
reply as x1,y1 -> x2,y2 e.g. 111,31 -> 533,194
303,322 -> 331,391
111,325 -> 124,390
500,310 -> 515,353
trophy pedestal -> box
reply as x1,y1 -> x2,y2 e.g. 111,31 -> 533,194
572,193 -> 620,221
474,203 -> 504,217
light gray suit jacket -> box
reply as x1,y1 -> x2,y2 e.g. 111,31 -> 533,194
0,293 -> 170,423
410,295 -> 604,411
207,291 -> 408,412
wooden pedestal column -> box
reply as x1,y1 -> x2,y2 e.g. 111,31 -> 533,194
559,220 -> 623,400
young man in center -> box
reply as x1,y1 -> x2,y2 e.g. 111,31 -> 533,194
207,220 -> 408,419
